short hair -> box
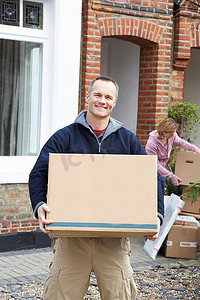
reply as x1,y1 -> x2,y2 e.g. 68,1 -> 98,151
157,118 -> 178,135
88,75 -> 119,98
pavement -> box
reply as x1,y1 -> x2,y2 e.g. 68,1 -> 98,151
0,238 -> 199,285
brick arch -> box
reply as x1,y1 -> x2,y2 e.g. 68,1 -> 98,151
98,17 -> 164,44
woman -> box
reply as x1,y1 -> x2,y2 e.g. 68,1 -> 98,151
145,118 -> 200,198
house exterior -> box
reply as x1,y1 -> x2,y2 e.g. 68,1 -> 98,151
0,0 -> 199,251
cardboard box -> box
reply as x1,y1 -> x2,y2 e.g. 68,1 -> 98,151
174,215 -> 199,227
175,151 -> 200,185
162,224 -> 198,259
181,186 -> 200,215
46,154 -> 158,238
180,211 -> 200,219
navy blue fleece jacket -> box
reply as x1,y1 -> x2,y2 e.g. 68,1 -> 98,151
29,111 -> 164,222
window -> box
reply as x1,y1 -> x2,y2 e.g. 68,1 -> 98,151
0,0 -> 82,183
0,39 -> 42,156
0,0 -> 19,26
23,1 -> 43,29
0,0 -> 43,29
0,0 -> 44,157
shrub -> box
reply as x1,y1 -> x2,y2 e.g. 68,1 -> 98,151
168,102 -> 200,142
165,102 -> 200,197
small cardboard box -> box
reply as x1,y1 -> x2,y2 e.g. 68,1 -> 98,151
180,211 -> 200,219
175,152 -> 200,185
162,224 -> 198,259
46,154 -> 158,238
174,215 -> 199,227
181,186 -> 200,215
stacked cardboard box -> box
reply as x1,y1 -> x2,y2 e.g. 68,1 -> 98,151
181,187 -> 200,252
175,151 -> 200,186
174,215 -> 199,227
162,221 -> 198,259
172,151 -> 200,254
174,215 -> 200,253
181,186 -> 200,217
163,215 -> 199,259
175,151 -> 200,216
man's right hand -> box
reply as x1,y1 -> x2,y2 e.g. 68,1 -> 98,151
37,203 -> 53,234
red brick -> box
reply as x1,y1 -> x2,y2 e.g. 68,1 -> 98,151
21,221 -> 31,227
12,221 -> 21,227
0,229 -> 9,234
31,220 -> 39,226
2,222 -> 10,228
2,192 -> 20,198
10,229 -> 18,233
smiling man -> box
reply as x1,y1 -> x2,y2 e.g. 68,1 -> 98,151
86,77 -> 117,123
29,75 -> 164,300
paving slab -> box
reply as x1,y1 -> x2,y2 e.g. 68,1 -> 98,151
0,238 -> 199,285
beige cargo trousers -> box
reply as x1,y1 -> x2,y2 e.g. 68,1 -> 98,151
43,237 -> 137,300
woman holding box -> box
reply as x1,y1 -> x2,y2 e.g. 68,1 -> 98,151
145,118 -> 200,198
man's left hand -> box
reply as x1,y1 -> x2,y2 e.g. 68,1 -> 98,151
144,217 -> 160,241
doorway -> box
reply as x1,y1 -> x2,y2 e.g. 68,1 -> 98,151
101,37 -> 140,133
183,48 -> 200,148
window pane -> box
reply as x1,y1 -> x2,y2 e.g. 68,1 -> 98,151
23,1 -> 43,29
0,39 -> 43,156
0,0 -> 20,26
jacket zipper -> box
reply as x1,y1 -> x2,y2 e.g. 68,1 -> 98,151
88,127 -> 103,153
98,142 -> 101,153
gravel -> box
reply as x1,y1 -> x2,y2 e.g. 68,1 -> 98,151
0,265 -> 199,299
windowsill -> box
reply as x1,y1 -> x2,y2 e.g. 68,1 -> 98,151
0,156 -> 38,184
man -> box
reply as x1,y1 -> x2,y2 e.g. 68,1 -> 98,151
29,76 -> 164,300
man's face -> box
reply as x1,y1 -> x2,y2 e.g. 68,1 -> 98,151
86,80 -> 117,119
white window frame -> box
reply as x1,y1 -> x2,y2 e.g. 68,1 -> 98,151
0,0 -> 82,183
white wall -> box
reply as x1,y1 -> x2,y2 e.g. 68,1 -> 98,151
101,38 -> 140,133
50,0 -> 82,135
183,48 -> 200,148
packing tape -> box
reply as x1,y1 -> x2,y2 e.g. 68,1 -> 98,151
180,242 -> 197,248
48,222 -> 157,229
165,240 -> 173,246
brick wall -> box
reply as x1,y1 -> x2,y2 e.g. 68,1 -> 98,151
79,0 -> 102,110
79,0 -> 200,147
171,1 -> 200,103
80,0 -> 174,146
0,184 -> 39,234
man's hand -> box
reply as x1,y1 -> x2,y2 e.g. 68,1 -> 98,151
37,203 -> 53,234
144,217 -> 161,241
